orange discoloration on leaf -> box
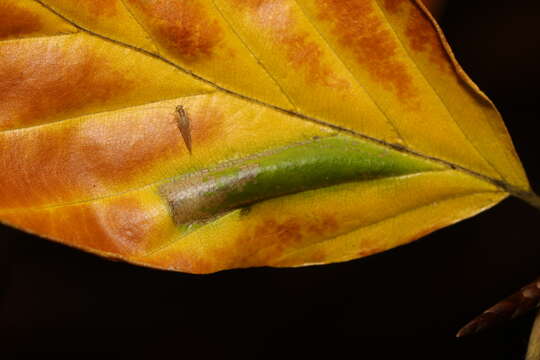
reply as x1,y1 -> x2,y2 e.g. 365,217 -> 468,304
303,247 -> 328,264
307,215 -> 339,235
127,0 -> 224,62
231,0 -> 265,9
0,39 -> 132,130
384,0 -> 450,72
0,111 -> 185,209
383,0 -> 406,13
63,197 -> 155,254
204,217 -> 302,270
90,198 -> 156,254
0,127 -> 75,208
282,32 -> 350,89
1,197 -> 159,255
0,3 -> 42,40
317,0 -> 418,104
75,112 -> 184,183
233,0 -> 349,88
154,212 -> 342,273
78,0 -> 119,17
189,106 -> 225,147
404,5 -> 450,72
230,213 -> 339,267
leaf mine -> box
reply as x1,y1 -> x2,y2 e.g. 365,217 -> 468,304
159,135 -> 441,225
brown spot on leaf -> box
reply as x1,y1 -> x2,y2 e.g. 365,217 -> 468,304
383,0 -> 406,13
91,197 -> 155,254
282,32 -> 350,89
143,213 -> 341,273
0,3 -> 43,40
229,213 -> 339,267
317,0 -> 418,103
307,215 -> 339,234
404,6 -> 451,72
127,0 -> 224,62
229,217 -> 303,267
0,39 -> 133,129
383,0 -> 450,72
232,0 -> 349,88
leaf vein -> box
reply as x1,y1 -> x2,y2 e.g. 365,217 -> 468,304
29,0 -> 527,197
373,0 -> 505,182
273,190 -> 504,265
0,91 -> 215,134
292,0 -> 405,143
210,0 -> 298,111
118,0 -> 160,54
0,31 -> 79,44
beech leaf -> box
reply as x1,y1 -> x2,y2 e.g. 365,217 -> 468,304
0,0 -> 537,275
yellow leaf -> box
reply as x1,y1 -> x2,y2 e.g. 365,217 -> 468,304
0,0 -> 535,273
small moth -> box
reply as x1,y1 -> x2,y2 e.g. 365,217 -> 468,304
175,105 -> 192,154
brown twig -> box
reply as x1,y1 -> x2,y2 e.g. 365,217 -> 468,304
457,277 -> 540,337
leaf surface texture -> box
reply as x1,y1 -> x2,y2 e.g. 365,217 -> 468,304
0,0 -> 528,273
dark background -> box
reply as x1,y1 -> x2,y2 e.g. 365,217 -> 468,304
1,1 -> 539,358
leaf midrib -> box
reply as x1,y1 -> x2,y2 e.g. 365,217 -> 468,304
31,0 -> 527,198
